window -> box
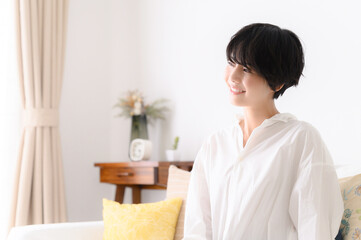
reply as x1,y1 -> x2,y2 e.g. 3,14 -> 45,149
0,0 -> 21,238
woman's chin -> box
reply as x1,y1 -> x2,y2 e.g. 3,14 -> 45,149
229,100 -> 246,107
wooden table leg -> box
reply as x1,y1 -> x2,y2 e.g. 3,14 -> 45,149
132,186 -> 141,203
115,185 -> 125,203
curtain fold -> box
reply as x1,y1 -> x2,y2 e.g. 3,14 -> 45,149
9,0 -> 69,229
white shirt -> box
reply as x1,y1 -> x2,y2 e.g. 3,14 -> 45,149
183,112 -> 344,240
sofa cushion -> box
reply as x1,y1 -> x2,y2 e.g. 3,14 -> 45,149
102,197 -> 182,240
339,173 -> 361,240
166,165 -> 191,240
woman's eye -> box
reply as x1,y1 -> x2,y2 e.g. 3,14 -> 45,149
243,67 -> 250,73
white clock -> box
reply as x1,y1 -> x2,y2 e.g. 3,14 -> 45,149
129,138 -> 152,161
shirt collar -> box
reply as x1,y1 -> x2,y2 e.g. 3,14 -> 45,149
234,112 -> 297,129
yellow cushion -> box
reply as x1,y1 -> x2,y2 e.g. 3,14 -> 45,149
102,197 -> 182,240
339,173 -> 361,240
166,165 -> 191,240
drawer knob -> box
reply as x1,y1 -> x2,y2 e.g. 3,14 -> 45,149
117,172 -> 134,177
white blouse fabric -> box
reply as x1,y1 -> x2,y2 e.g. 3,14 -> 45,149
182,112 -> 344,240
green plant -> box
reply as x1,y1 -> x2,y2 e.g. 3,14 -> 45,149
172,136 -> 179,150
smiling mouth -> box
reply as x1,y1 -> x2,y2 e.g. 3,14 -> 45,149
230,87 -> 246,95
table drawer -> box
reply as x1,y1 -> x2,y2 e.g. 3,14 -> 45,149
99,167 -> 156,185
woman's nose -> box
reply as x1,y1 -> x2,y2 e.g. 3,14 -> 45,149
225,64 -> 243,86
229,78 -> 241,87
229,67 -> 243,84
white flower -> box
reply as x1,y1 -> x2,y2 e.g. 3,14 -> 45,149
133,101 -> 142,115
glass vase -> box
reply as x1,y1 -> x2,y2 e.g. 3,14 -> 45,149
128,114 -> 149,159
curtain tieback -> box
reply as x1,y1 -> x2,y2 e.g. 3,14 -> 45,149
23,108 -> 59,127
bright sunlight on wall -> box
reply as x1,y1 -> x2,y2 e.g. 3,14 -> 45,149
0,0 -> 21,239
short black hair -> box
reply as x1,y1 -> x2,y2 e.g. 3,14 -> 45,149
226,23 -> 305,99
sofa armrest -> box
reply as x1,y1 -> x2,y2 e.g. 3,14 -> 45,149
7,221 -> 103,240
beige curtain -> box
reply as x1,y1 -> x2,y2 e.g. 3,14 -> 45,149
8,0 -> 69,228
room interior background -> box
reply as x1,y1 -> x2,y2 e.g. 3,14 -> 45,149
1,0 -> 360,236
61,0 -> 361,222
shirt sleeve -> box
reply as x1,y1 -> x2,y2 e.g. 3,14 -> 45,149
182,139 -> 212,240
288,126 -> 344,240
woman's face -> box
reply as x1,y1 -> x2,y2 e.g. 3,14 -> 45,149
224,62 -> 275,107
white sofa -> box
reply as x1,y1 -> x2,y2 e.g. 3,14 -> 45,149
7,163 -> 358,240
7,221 -> 104,240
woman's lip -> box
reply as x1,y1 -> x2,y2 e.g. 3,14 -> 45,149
230,89 -> 246,95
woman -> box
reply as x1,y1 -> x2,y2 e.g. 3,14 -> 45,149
182,23 -> 344,240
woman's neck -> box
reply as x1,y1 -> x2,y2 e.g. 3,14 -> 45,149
240,102 -> 279,139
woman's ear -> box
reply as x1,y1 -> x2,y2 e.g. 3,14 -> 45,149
275,83 -> 285,92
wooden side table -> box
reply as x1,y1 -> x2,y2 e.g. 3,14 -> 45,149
94,161 -> 193,204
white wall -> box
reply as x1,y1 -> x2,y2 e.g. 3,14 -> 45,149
61,0 -> 113,222
62,0 -> 361,222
